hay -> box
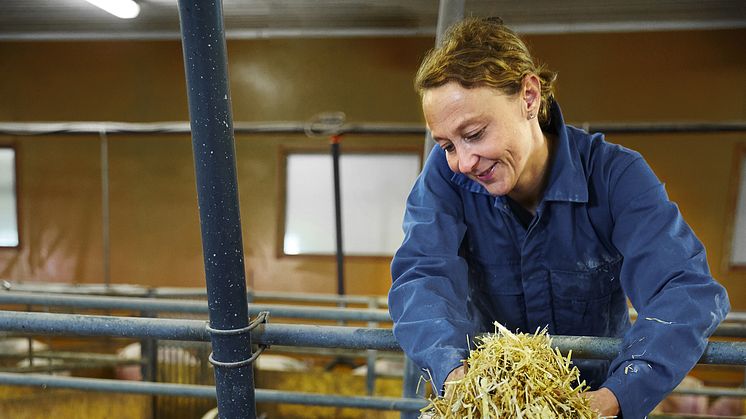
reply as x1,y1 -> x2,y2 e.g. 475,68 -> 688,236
421,322 -> 599,419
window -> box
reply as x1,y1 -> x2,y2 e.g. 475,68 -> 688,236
280,147 -> 421,257
724,143 -> 746,270
0,146 -> 18,247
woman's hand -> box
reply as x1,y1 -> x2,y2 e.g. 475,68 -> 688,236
443,364 -> 467,400
584,387 -> 620,417
445,365 -> 620,417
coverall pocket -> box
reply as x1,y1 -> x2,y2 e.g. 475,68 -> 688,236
473,261 -> 528,332
549,259 -> 622,335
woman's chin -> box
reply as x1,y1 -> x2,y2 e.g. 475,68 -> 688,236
484,182 -> 511,197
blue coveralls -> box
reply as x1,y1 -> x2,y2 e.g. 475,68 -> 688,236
389,101 -> 730,418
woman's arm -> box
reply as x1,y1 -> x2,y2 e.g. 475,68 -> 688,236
601,156 -> 730,418
389,146 -> 477,393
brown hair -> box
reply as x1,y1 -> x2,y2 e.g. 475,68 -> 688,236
415,17 -> 557,125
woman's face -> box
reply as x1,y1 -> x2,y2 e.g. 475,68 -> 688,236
422,81 -> 541,197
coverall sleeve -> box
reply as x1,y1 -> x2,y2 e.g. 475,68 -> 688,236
388,146 -> 476,393
601,156 -> 730,418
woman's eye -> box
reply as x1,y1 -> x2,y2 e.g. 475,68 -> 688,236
465,128 -> 485,142
442,143 -> 455,153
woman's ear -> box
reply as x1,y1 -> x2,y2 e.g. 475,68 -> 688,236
522,74 -> 541,117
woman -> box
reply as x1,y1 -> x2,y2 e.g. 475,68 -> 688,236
388,17 -> 729,418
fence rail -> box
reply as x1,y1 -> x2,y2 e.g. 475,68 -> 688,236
0,310 -> 744,364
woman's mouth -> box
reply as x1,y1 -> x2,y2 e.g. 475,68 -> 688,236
475,163 -> 497,182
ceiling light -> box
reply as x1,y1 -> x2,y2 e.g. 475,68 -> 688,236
84,0 -> 140,19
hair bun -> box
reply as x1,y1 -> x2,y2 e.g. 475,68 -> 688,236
484,16 -> 504,25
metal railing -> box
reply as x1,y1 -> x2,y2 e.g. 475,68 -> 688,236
0,291 -> 391,323
0,282 -> 389,306
0,310 -> 745,414
0,310 -> 744,364
4,291 -> 746,339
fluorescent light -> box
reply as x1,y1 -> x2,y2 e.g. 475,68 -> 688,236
84,0 -> 140,19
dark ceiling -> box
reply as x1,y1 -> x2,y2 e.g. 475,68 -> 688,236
2,0 -> 746,41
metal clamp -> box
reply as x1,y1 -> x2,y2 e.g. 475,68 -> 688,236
304,111 -> 346,137
206,311 -> 270,369
205,311 -> 269,336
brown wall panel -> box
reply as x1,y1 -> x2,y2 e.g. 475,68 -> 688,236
0,30 -> 744,308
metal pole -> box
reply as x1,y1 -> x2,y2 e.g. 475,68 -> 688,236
1,282 -> 391,306
141,289 -> 158,418
366,297 -> 378,396
0,373 -> 742,413
99,130 -> 111,289
435,0 -> 465,45
2,292 -> 746,336
331,135 -> 345,298
1,311 -> 745,364
176,1 -> 255,418
422,0 -> 466,163
0,373 -> 428,411
2,121 -> 746,137
402,356 -> 424,413
0,291 -> 392,323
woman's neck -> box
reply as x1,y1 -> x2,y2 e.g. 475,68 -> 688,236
508,132 -> 555,215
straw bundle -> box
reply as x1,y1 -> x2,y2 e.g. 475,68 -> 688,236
421,322 -> 598,419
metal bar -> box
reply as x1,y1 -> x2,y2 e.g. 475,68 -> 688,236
435,0 -> 465,45
5,20 -> 746,42
256,323 -> 401,351
1,292 -> 744,335
712,323 -> 746,338
0,121 -> 422,136
0,373 -> 427,411
1,282 -> 391,305
245,290 -> 388,307
0,311 -> 209,341
1,311 -> 745,365
588,122 -> 746,134
2,121 -> 745,136
0,364 -> 109,374
422,0 -> 468,198
99,130 -> 111,289
255,388 -> 425,411
672,386 -> 746,398
330,137 -> 345,298
140,294 -> 158,419
0,372 -> 741,415
0,291 -> 391,322
0,282 -> 153,297
366,297 -> 379,395
26,282 -> 746,328
402,356 -> 424,419
0,350 -> 136,363
176,0 -> 255,417
267,346 -> 402,361
549,335 -> 746,365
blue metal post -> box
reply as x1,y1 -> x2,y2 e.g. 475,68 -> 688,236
176,1 -> 255,418
401,356 -> 424,419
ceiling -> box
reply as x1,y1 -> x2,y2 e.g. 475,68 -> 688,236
2,0 -> 746,41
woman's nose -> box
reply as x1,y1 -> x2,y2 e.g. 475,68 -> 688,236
457,151 -> 479,174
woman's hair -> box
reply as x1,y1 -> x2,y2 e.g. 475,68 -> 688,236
415,17 -> 557,125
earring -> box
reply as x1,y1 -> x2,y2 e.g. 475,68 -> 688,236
528,112 -> 535,119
